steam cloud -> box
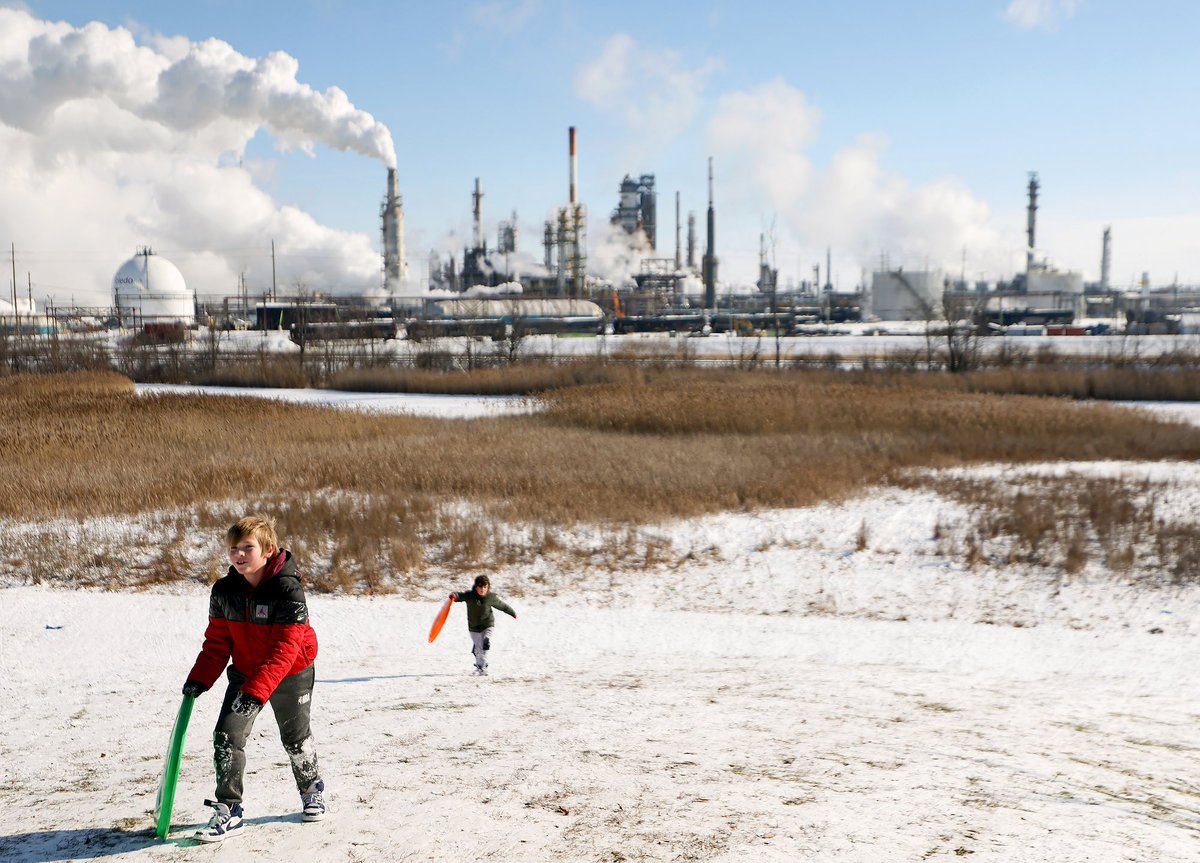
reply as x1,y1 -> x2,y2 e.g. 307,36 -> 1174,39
707,79 -> 1012,285
576,34 -> 1014,288
0,8 -> 395,306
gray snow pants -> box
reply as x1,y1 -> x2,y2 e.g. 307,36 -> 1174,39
470,627 -> 494,671
212,664 -> 320,807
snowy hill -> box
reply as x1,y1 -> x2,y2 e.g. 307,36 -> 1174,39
1,392 -> 1198,862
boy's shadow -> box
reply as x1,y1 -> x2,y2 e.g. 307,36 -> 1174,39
0,827 -> 158,861
1,815 -> 304,860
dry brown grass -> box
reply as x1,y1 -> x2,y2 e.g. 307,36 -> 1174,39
955,367 -> 1200,401
539,371 -> 1200,465
191,359 -> 311,389
4,368 -> 1200,591
6,368 -> 1200,523
910,474 -> 1200,584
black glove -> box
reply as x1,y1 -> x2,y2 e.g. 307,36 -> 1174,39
230,691 -> 262,717
181,681 -> 205,698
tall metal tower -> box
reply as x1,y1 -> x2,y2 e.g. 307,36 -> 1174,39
702,157 -> 718,310
687,212 -> 696,270
1025,172 -> 1039,275
674,191 -> 681,271
612,174 -> 657,250
497,210 -> 518,255
555,126 -> 587,297
461,177 -> 492,288
472,177 -> 484,251
1100,226 -> 1112,292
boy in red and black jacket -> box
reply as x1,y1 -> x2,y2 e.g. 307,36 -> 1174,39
182,515 -> 325,842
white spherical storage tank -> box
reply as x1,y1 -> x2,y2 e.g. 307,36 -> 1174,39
112,247 -> 195,326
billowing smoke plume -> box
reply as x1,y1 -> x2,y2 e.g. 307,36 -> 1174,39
0,8 -> 395,306
589,222 -> 653,287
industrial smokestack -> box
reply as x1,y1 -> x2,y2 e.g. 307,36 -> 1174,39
382,167 -> 406,293
1100,226 -> 1112,292
703,157 -> 717,310
674,191 -> 681,271
687,212 -> 696,270
1026,171 -> 1039,275
558,126 -> 587,297
569,126 -> 578,205
473,177 -> 484,250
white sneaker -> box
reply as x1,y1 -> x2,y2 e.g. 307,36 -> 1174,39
193,800 -> 244,843
301,780 -> 326,822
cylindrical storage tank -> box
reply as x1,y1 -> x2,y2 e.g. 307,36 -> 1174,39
1025,270 -> 1084,295
870,270 -> 943,321
112,248 -> 195,327
1025,269 -> 1085,316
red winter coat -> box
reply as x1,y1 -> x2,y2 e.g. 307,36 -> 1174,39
186,550 -> 318,703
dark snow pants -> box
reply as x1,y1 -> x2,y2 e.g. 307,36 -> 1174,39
212,664 -> 320,807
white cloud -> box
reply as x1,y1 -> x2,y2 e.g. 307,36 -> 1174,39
1004,0 -> 1082,31
468,0 -> 541,34
441,0 -> 539,62
1041,213 -> 1200,286
709,79 -> 820,214
707,80 -> 1012,284
0,8 -> 394,306
574,33 -> 720,150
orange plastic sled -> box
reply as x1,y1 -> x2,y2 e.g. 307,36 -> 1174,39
428,595 -> 454,643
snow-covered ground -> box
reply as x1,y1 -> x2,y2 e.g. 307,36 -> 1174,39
2,395 -> 1199,862
137,383 -> 532,419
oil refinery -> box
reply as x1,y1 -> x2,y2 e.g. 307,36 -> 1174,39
4,129 -> 1198,343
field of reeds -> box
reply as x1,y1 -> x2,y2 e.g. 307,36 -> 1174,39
2,367 -> 1199,592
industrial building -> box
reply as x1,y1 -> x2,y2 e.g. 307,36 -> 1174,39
611,174 -> 657,251
406,297 -> 604,340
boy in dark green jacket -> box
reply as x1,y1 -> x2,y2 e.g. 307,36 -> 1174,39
450,575 -> 516,675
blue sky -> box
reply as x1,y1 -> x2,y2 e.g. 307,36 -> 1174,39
4,0 -> 1198,306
